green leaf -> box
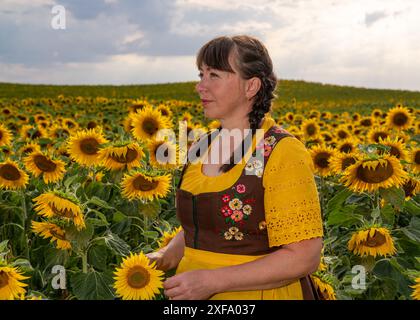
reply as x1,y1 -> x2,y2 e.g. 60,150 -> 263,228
12,258 -> 33,272
103,231 -> 131,256
88,245 -> 108,271
88,196 -> 114,210
403,199 -> 420,216
371,207 -> 380,220
380,204 -> 395,226
70,270 -> 115,300
112,211 -> 127,223
401,217 -> 420,242
380,187 -> 405,210
326,188 -> 353,211
327,205 -> 362,227
0,240 -> 9,253
65,223 -> 95,250
143,231 -> 159,239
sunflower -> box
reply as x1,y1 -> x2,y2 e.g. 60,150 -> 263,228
121,171 -> 171,201
23,151 -> 66,184
336,138 -> 358,154
20,125 -> 47,140
335,126 -> 352,140
0,160 -> 29,190
207,120 -> 221,130
358,116 -> 374,128
367,127 -> 389,144
156,104 -> 173,119
348,226 -> 396,257
371,109 -> 383,119
309,145 -> 337,177
99,142 -> 144,171
340,155 -> 408,193
67,129 -> 108,167
113,252 -> 164,300
410,148 -> 420,173
147,139 -> 178,169
48,125 -> 71,139
0,124 -> 13,147
386,105 -> 414,131
402,176 -> 420,200
301,119 -> 320,140
157,226 -> 183,250
19,142 -> 41,156
130,106 -> 172,141
311,274 -> 336,300
31,221 -> 71,250
411,278 -> 420,300
128,99 -> 150,113
330,152 -> 361,175
33,191 -> 85,230
377,136 -> 409,161
0,266 -> 29,300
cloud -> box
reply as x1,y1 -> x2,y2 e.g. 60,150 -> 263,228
365,10 -> 388,27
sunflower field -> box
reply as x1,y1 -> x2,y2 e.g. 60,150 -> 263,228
0,83 -> 419,300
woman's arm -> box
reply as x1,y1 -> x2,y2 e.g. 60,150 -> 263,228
146,230 -> 185,271
163,236 -> 322,299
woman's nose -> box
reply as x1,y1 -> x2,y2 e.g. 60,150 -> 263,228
196,80 -> 207,94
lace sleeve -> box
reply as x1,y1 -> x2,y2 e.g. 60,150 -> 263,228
263,137 -> 324,247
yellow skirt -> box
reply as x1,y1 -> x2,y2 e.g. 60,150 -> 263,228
175,247 -> 303,300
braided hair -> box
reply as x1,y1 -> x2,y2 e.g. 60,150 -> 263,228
196,35 -> 278,173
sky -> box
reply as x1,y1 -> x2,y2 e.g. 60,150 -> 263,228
0,0 -> 419,91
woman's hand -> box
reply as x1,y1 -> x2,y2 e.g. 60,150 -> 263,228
145,250 -> 175,271
146,230 -> 185,271
163,269 -> 218,300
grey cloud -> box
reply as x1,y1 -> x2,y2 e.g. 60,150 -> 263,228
365,10 -> 388,28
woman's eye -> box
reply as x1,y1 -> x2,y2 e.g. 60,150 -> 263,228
210,73 -> 219,78
198,73 -> 203,79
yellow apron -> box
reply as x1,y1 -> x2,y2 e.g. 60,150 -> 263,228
175,247 -> 304,300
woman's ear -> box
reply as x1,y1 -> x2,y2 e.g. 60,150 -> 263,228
245,77 -> 262,100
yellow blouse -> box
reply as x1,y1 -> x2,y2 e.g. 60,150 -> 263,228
180,116 -> 324,247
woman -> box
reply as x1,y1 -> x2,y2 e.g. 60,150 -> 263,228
147,35 -> 324,300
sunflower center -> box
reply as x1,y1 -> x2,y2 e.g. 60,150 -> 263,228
50,203 -> 75,218
314,152 -> 331,168
338,131 -> 348,139
127,266 -> 150,289
0,271 -> 10,289
341,157 -> 357,170
363,231 -> 387,247
142,118 -> 159,136
306,124 -> 316,136
80,138 -> 100,155
0,131 -> 3,140
373,132 -> 388,142
393,113 -> 408,126
34,155 -> 57,172
360,119 -> 372,127
356,160 -> 394,183
110,148 -> 138,163
160,109 -> 169,116
340,144 -> 353,153
0,164 -> 21,181
133,175 -> 158,191
415,151 -> 420,165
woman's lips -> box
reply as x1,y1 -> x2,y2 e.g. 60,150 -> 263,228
201,99 -> 213,106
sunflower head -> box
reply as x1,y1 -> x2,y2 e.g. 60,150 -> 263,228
0,266 -> 29,300
309,145 -> 337,177
157,226 -> 182,250
0,160 -> 29,190
367,127 -> 389,144
0,124 -> 13,147
113,252 -> 164,300
330,152 -> 360,175
340,154 -> 408,193
377,136 -> 408,161
147,139 -> 179,169
99,142 -> 144,171
386,105 -> 414,131
121,170 -> 171,202
31,221 -> 72,250
23,151 -> 66,184
311,274 -> 336,300
67,129 -> 108,167
130,106 -> 173,141
348,226 -> 397,257
301,119 -> 320,140
410,148 -> 420,174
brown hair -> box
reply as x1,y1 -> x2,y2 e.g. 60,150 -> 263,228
196,35 -> 277,173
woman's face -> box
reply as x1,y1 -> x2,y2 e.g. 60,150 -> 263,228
195,53 -> 250,120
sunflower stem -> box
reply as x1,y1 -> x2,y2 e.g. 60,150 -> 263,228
82,250 -> 88,273
20,190 -> 30,259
